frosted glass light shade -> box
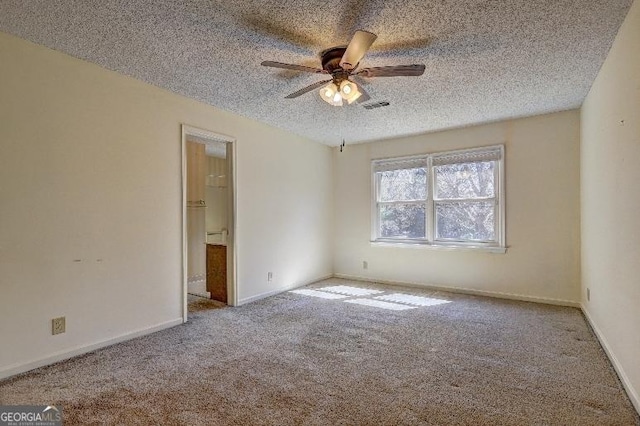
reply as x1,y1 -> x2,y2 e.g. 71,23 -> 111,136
319,83 -> 337,100
340,80 -> 361,104
319,80 -> 362,106
319,83 -> 343,106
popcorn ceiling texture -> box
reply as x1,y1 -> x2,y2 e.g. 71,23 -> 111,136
0,0 -> 633,145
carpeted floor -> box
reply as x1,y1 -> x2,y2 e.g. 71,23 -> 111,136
1,278 -> 638,425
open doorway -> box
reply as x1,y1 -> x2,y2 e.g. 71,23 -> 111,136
181,125 -> 237,321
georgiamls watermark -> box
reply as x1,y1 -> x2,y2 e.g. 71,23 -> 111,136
0,405 -> 62,426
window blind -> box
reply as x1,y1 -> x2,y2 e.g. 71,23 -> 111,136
372,157 -> 429,172
432,147 -> 502,166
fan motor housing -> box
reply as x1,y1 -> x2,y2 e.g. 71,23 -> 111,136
320,46 -> 347,73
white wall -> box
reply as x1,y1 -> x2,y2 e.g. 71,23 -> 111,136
205,156 -> 228,240
333,110 -> 581,304
580,0 -> 640,411
186,142 -> 207,281
0,32 -> 333,377
236,129 -> 334,303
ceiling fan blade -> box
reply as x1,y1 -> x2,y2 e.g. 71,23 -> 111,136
356,64 -> 426,78
339,30 -> 377,71
285,79 -> 333,99
356,84 -> 371,103
261,61 -> 327,74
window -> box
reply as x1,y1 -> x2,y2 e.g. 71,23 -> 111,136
372,145 -> 505,251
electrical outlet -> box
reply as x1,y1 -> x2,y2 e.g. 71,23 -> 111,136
52,317 -> 66,335
587,288 -> 590,301
363,261 -> 368,270
267,272 -> 273,282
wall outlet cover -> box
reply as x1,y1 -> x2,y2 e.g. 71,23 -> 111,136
52,317 -> 66,335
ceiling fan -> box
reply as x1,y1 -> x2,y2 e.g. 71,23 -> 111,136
261,30 -> 426,106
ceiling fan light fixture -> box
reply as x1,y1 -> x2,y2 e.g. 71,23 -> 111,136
263,30 -> 426,105
346,90 -> 362,104
340,80 -> 356,94
320,83 -> 344,106
339,80 -> 362,104
332,92 -> 343,106
322,83 -> 336,98
340,80 -> 358,99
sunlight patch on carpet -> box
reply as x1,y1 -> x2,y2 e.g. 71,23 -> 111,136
344,298 -> 418,311
290,289 -> 349,299
375,293 -> 451,307
317,285 -> 384,296
292,285 -> 450,312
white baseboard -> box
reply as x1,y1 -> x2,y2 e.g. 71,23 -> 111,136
333,273 -> 580,307
581,305 -> 640,414
237,274 -> 333,306
0,318 -> 183,381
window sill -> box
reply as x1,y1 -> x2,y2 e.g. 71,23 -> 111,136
370,240 -> 507,253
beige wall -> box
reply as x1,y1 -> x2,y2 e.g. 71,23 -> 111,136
333,110 -> 581,304
580,0 -> 640,411
0,32 -> 333,377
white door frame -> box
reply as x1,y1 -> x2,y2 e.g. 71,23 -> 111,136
181,124 -> 238,322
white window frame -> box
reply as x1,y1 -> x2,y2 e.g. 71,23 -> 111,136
371,145 -> 506,253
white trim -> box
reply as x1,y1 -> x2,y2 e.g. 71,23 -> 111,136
226,139 -> 239,307
238,289 -> 292,306
498,144 -> 506,248
237,275 -> 334,306
0,318 -> 183,381
181,124 -> 239,321
371,144 -> 505,251
370,240 -> 507,253
182,125 -> 233,143
370,163 -> 379,242
333,274 -> 579,307
181,129 -> 188,322
581,305 -> 640,414
427,155 -> 435,241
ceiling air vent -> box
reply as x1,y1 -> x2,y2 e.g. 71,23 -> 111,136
363,101 -> 390,110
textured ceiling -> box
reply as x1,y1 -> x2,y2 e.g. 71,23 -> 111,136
0,1 -> 633,145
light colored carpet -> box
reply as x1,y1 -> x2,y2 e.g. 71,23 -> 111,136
187,294 -> 226,312
1,278 -> 638,425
